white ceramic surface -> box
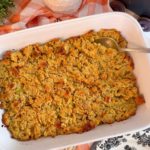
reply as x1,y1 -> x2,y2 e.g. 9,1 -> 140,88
0,12 -> 150,150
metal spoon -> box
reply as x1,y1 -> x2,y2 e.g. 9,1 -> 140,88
95,37 -> 150,53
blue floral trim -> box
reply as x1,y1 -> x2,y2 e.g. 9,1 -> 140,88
91,128 -> 150,150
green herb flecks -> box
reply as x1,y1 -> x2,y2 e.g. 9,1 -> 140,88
0,0 -> 14,24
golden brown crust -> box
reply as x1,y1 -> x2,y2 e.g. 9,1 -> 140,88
0,29 -> 142,141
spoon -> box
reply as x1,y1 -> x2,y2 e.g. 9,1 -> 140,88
95,37 -> 150,53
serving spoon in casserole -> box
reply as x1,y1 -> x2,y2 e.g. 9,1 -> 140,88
95,37 -> 150,53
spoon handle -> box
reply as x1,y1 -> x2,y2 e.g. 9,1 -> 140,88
122,48 -> 150,53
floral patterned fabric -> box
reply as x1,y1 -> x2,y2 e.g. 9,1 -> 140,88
62,128 -> 150,150
91,128 -> 150,150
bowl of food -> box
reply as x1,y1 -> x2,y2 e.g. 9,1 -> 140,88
43,0 -> 83,14
0,12 -> 150,150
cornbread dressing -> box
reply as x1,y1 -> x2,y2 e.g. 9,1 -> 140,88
0,29 -> 144,141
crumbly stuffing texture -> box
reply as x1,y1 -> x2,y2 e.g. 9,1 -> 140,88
0,29 -> 144,141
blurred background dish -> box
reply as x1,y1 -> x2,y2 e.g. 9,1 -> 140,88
43,0 -> 82,14
119,0 -> 150,17
110,0 -> 150,31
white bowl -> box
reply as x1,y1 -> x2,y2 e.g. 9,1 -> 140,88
43,0 -> 82,14
0,12 -> 150,150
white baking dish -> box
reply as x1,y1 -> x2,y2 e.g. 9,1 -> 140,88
0,12 -> 150,150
